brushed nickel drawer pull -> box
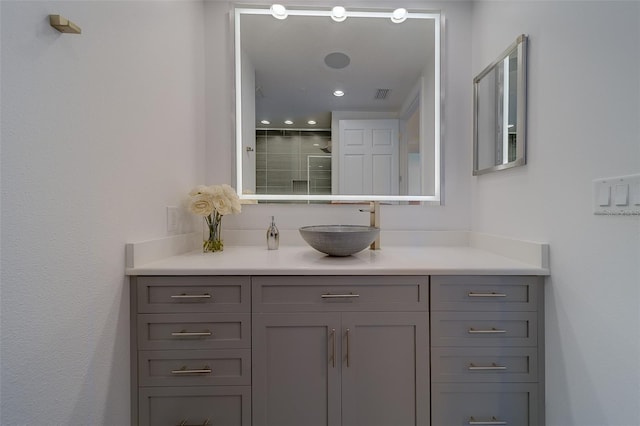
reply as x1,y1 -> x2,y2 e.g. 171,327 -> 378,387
171,293 -> 212,299
171,330 -> 212,337
469,416 -> 507,425
468,327 -> 506,334
468,292 -> 507,298
345,328 -> 351,367
330,328 -> 336,368
468,363 -> 507,371
321,293 -> 360,299
178,420 -> 210,426
171,365 -> 212,375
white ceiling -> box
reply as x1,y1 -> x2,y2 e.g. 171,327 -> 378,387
240,11 -> 436,129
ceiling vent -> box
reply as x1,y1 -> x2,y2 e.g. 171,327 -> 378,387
374,88 -> 391,100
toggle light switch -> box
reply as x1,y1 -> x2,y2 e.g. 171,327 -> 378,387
633,184 -> 640,206
593,174 -> 640,215
614,184 -> 629,206
597,185 -> 611,206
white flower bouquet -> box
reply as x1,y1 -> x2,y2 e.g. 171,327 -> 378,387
188,184 -> 241,252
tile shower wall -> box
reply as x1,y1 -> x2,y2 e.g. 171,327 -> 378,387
256,130 -> 332,195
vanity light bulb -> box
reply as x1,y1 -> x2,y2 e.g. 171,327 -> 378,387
270,4 -> 288,20
391,8 -> 408,24
331,6 -> 347,22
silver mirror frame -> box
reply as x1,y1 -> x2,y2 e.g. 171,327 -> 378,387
473,34 -> 528,176
233,7 -> 443,203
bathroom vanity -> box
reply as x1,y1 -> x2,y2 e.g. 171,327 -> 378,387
126,236 -> 548,426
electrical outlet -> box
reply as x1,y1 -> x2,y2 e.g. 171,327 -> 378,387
167,206 -> 179,232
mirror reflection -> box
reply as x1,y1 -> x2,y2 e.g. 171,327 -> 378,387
234,7 -> 441,202
473,34 -> 528,175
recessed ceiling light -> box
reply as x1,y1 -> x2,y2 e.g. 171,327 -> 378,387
284,120 -> 294,125
270,4 -> 288,20
308,120 -> 317,125
391,8 -> 408,24
261,120 -> 271,125
333,90 -> 345,97
331,6 -> 347,22
508,124 -> 515,128
313,143 -> 320,146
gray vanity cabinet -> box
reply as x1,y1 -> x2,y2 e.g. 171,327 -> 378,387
251,276 -> 430,426
130,274 -> 545,426
131,276 -> 252,426
430,276 -> 544,426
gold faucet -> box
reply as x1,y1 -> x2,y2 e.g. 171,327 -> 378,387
359,201 -> 380,250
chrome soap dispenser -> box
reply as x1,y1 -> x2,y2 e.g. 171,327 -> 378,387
266,216 -> 279,250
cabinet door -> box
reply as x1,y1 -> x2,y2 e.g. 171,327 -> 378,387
431,311 -> 537,347
139,386 -> 250,426
431,383 -> 538,426
252,313 -> 341,426
341,312 -> 429,426
137,276 -> 250,314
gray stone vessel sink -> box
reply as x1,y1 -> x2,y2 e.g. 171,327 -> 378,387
299,225 -> 380,257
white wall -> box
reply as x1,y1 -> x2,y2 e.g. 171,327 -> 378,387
0,1 -> 205,424
470,2 -> 640,425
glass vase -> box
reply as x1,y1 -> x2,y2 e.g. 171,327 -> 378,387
203,212 -> 223,252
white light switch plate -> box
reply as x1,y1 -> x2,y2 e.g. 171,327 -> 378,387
593,174 -> 640,215
167,206 -> 179,232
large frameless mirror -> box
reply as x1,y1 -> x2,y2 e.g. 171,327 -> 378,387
234,6 -> 442,203
473,34 -> 528,175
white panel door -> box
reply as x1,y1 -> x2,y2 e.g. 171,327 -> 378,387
338,119 -> 399,195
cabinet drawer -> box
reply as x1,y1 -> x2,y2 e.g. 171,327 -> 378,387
139,386 -> 251,426
431,276 -> 540,312
431,347 -> 538,383
431,312 -> 537,347
137,313 -> 250,350
138,349 -> 250,387
137,276 -> 250,313
432,383 -> 538,426
252,276 -> 428,312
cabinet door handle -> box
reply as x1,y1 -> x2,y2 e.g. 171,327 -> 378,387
178,420 -> 210,426
468,416 -> 507,425
330,328 -> 336,368
171,293 -> 212,299
171,366 -> 212,375
345,328 -> 351,367
468,327 -> 506,334
468,292 -> 506,298
468,363 -> 507,371
321,293 -> 360,299
171,330 -> 212,337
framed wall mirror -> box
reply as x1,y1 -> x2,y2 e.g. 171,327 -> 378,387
473,34 -> 528,176
234,6 -> 442,203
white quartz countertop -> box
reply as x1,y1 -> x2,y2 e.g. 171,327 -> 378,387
125,244 -> 549,276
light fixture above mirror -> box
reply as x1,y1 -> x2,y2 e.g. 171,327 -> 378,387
270,4 -> 288,20
234,6 -> 442,203
331,6 -> 347,22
